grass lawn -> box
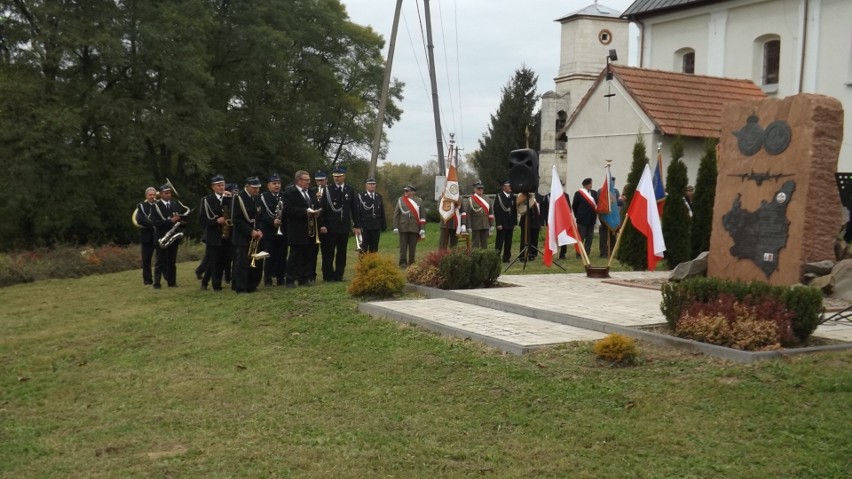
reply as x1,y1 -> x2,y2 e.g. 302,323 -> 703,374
1,225 -> 850,478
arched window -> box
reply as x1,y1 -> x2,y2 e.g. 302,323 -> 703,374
753,35 -> 781,89
675,48 -> 695,74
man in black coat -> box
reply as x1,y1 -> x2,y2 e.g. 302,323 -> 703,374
231,176 -> 264,293
258,173 -> 287,286
134,186 -> 158,286
318,166 -> 361,281
283,170 -> 322,287
355,176 -> 386,253
492,179 -> 516,263
199,174 -> 229,291
572,177 -> 599,257
151,183 -> 189,288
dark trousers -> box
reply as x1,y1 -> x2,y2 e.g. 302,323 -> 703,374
232,243 -> 261,293
321,231 -> 349,281
577,222 -> 595,256
141,242 -> 155,285
439,227 -> 458,250
201,244 -> 227,290
262,234 -> 288,285
195,249 -> 208,279
599,224 -> 617,257
154,243 -> 178,286
398,232 -> 418,266
471,229 -> 489,249
495,227 -> 513,261
287,243 -> 314,285
361,229 -> 380,253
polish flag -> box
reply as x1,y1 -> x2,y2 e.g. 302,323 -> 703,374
628,164 -> 666,270
543,165 -> 579,267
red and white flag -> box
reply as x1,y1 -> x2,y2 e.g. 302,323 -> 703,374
627,164 -> 666,270
543,165 -> 579,267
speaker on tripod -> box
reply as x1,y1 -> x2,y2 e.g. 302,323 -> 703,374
507,148 -> 539,193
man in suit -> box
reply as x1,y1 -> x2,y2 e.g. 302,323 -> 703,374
258,173 -> 287,286
492,180 -> 516,262
464,181 -> 494,249
355,176 -> 387,253
231,176 -> 264,293
134,186 -> 158,285
393,184 -> 425,268
283,170 -> 322,287
199,174 -> 229,291
151,183 -> 190,289
318,166 -> 360,282
573,177 -> 599,258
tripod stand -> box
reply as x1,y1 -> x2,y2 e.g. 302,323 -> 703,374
505,193 -> 566,272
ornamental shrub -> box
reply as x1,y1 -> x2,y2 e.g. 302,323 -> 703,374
593,333 -> 638,366
406,263 -> 443,288
406,248 -> 501,290
470,248 -> 502,287
347,253 -> 405,298
439,248 -> 474,290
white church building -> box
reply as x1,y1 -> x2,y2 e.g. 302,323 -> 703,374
540,0 -> 850,193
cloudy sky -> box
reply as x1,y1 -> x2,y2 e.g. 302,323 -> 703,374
342,0 -> 637,167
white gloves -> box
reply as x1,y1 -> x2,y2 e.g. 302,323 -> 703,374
393,228 -> 399,235
489,226 -> 495,234
419,230 -> 426,239
460,225 -> 467,234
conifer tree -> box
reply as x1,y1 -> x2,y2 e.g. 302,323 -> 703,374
661,137 -> 691,268
691,139 -> 718,257
616,136 -> 650,270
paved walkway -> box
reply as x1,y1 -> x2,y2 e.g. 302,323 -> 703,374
359,272 -> 852,357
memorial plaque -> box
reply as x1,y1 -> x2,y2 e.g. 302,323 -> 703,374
708,94 -> 844,285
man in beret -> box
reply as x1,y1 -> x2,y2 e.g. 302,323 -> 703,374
573,177 -> 598,258
318,166 -> 360,281
151,183 -> 190,288
492,179 -> 516,262
258,173 -> 287,286
355,177 -> 386,253
393,184 -> 425,268
199,174 -> 230,291
231,176 -> 264,293
464,181 -> 494,249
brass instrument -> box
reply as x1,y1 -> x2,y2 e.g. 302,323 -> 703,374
131,204 -> 143,229
354,230 -> 364,253
275,199 -> 284,236
159,220 -> 184,249
221,201 -> 233,240
307,208 -> 322,245
249,233 -> 269,268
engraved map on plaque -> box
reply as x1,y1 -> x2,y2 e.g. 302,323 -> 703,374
721,180 -> 795,278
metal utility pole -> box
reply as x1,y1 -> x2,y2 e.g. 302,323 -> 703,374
423,0 -> 445,175
368,0 -> 403,179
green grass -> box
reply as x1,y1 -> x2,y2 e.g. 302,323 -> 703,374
1,226 -> 850,478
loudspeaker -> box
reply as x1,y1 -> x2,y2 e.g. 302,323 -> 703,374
507,148 -> 539,192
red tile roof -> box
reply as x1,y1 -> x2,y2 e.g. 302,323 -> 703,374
568,65 -> 766,138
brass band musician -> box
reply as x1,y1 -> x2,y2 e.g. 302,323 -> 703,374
199,174 -> 229,291
135,186 -> 158,285
283,170 -> 322,287
231,176 -> 264,294
151,183 -> 190,288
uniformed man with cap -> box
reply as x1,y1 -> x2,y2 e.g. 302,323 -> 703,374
134,186 -> 158,285
355,176 -> 387,253
318,166 -> 361,281
222,183 -> 239,284
393,184 -> 425,268
464,181 -> 494,249
308,170 -> 328,283
492,179 -> 516,262
231,176 -> 264,293
258,173 -> 287,286
151,182 -> 190,288
199,174 -> 230,291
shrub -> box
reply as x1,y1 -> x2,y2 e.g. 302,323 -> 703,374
593,333 -> 638,366
676,312 -> 733,346
347,253 -> 405,298
439,248 -> 474,289
661,277 -> 822,342
470,248 -> 502,287
407,248 -> 502,290
406,263 -> 444,289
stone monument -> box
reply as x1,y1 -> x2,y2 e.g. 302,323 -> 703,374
707,93 -> 844,285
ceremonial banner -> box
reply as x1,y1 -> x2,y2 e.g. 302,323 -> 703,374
653,150 -> 666,217
597,166 -> 621,231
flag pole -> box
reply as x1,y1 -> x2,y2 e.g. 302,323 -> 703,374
607,214 -> 630,267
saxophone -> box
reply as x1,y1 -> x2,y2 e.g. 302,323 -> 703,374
158,203 -> 192,249
221,200 -> 233,240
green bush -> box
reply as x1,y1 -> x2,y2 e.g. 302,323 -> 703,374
661,277 -> 823,343
471,248 -> 502,287
347,252 -> 405,298
406,248 -> 501,290
593,333 -> 638,366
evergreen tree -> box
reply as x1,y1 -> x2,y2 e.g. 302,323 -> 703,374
661,137 -> 691,268
470,67 -> 538,190
616,136 -> 651,270
691,139 -> 718,257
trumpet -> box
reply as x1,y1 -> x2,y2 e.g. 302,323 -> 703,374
275,199 -> 284,236
307,208 -> 322,245
354,230 -> 364,253
249,233 -> 269,268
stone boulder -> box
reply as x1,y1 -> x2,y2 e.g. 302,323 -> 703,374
830,259 -> 852,302
803,260 -> 835,276
669,252 -> 709,282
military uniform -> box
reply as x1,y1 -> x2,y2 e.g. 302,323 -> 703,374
199,174 -> 229,290
492,182 -> 516,262
151,184 -> 189,288
393,185 -> 425,267
284,171 -> 321,286
258,174 -> 287,286
355,177 -> 386,253
231,177 -> 263,293
464,182 -> 494,249
135,192 -> 157,285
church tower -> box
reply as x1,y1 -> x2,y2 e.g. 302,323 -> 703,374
539,3 -> 629,192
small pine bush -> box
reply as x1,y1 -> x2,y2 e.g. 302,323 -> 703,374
593,333 -> 639,366
406,248 -> 502,290
439,248 -> 474,289
471,248 -> 502,287
347,253 -> 405,298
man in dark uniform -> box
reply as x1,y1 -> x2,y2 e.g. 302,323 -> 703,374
308,170 -> 327,283
151,183 -> 189,288
258,173 -> 287,286
231,176 -> 264,294
222,183 -> 239,285
318,166 -> 360,281
134,186 -> 158,285
355,176 -> 387,253
573,177 -> 599,257
199,174 -> 229,291
492,179 -> 516,263
284,170 -> 321,287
